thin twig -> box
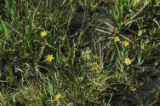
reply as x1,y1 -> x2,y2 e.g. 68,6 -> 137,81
131,1 -> 150,20
95,28 -> 112,35
2,21 -> 23,36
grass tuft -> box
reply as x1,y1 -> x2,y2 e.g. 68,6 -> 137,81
0,0 -> 160,105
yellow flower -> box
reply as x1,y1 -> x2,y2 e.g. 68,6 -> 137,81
124,58 -> 132,65
54,93 -> 61,100
123,40 -> 129,47
114,36 -> 120,43
40,31 -> 47,37
46,54 -> 54,62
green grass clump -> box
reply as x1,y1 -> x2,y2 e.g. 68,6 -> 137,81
0,0 -> 160,105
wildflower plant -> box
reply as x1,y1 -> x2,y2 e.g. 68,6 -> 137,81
123,40 -> 129,47
124,58 -> 132,65
54,93 -> 62,100
46,54 -> 54,62
114,36 -> 120,43
41,31 -> 47,37
0,0 -> 160,105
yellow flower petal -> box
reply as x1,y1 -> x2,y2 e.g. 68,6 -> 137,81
54,93 -> 61,100
114,36 -> 120,43
124,58 -> 132,65
41,31 -> 47,37
46,54 -> 54,62
123,40 -> 129,47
